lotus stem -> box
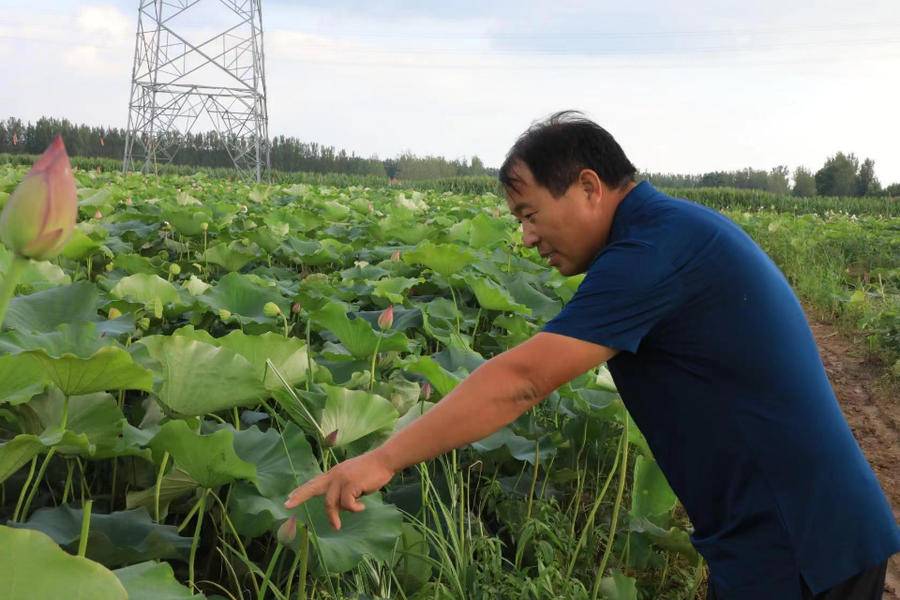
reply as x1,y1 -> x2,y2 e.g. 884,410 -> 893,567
188,489 -> 209,590
21,448 -> 57,521
0,254 -> 28,328
78,499 -> 93,557
368,335 -> 383,391
592,416 -> 630,600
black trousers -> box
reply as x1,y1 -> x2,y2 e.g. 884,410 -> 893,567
706,561 -> 888,600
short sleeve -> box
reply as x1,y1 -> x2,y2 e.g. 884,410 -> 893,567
542,240 -> 683,354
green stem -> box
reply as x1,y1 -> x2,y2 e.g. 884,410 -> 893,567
0,254 -> 28,328
188,489 -> 209,590
60,394 -> 70,431
305,319 -> 313,392
368,335 -> 383,391
21,448 -> 57,520
592,418 -> 630,600
12,456 -> 38,522
154,451 -> 170,522
78,499 -> 93,557
258,544 -> 283,600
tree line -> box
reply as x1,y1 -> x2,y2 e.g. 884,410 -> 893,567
1,116 -> 895,196
0,117 -> 493,181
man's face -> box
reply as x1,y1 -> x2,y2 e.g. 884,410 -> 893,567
505,162 -> 609,276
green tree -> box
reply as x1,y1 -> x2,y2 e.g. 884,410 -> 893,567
792,166 -> 817,197
766,166 -> 790,195
856,158 -> 881,196
815,152 -> 859,196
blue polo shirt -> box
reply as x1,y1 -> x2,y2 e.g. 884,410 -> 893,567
542,181 -> 899,598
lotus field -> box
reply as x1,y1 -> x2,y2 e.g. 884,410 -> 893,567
0,144 -> 729,600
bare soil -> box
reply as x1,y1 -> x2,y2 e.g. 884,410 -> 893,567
807,313 -> 900,599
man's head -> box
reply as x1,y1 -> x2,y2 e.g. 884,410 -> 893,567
500,111 -> 637,275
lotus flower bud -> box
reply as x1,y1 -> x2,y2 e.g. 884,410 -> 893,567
277,516 -> 297,545
263,302 -> 282,318
0,135 -> 78,260
125,197 -> 133,207
108,307 -> 122,320
218,308 -> 232,320
323,429 -> 339,447
200,222 -> 208,232
390,250 -> 401,262
291,302 -> 302,314
421,381 -> 432,401
105,262 -> 113,272
93,210 -> 103,220
377,305 -> 394,330
168,263 -> 181,276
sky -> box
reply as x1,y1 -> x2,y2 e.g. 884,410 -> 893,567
1,0 -> 899,184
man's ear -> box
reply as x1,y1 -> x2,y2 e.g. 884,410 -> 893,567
579,169 -> 603,203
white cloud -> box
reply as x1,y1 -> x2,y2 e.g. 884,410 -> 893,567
76,5 -> 131,44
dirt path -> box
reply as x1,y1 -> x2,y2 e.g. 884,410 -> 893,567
808,313 -> 900,599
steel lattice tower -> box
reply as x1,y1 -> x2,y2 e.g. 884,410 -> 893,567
123,0 -> 270,182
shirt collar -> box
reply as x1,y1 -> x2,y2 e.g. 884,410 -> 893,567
608,180 -> 656,244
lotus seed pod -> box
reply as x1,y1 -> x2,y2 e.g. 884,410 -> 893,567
169,263 -> 181,276
263,302 -> 282,318
218,308 -> 232,320
201,222 -> 208,231
137,317 -> 150,330
0,135 -> 78,260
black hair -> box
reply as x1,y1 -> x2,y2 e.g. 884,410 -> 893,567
499,110 -> 637,197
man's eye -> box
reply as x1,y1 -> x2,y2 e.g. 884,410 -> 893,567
525,213 -> 537,223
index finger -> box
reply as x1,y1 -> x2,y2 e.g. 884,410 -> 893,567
284,475 -> 328,509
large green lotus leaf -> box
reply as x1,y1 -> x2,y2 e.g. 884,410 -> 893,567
126,468 -> 199,521
0,245 -> 69,291
433,338 -> 485,374
112,253 -> 157,275
0,525 -> 127,599
493,314 -> 537,347
282,238 -> 349,267
0,434 -> 46,484
27,345 -> 154,397
138,335 -> 265,415
468,212 -> 512,248
312,301 -> 409,359
0,353 -> 46,405
598,571 -> 637,600
318,384 -> 399,448
464,275 -> 530,314
4,281 -> 100,332
393,401 -> 435,433
27,390 -> 145,459
0,322 -> 107,358
470,427 -> 555,465
215,330 -> 310,390
11,505 -> 191,567
114,561 -> 203,600
163,207 -> 208,236
199,272 -> 287,324
291,492 -> 404,574
230,423 -> 321,497
110,273 -> 183,309
502,277 -> 561,320
149,420 -> 256,488
630,455 -> 677,520
402,241 -> 476,277
228,481 -> 290,537
402,356 -> 460,396
202,241 -> 257,272
371,276 -> 421,304
60,227 -> 103,260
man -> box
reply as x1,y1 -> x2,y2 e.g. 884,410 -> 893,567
285,112 -> 899,599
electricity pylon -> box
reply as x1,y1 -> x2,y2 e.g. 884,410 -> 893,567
123,0 -> 270,182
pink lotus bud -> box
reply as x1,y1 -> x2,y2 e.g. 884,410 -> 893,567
367,202 -> 374,213
377,305 -> 394,330
323,429 -> 338,447
0,135 -> 78,260
421,381 -> 432,400
93,210 -> 103,220
125,198 -> 133,206
291,302 -> 302,314
390,250 -> 401,262
277,516 -> 297,545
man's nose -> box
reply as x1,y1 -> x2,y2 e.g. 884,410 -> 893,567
521,224 -> 539,248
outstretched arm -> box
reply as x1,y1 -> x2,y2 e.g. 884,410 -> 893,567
283,332 -> 617,529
